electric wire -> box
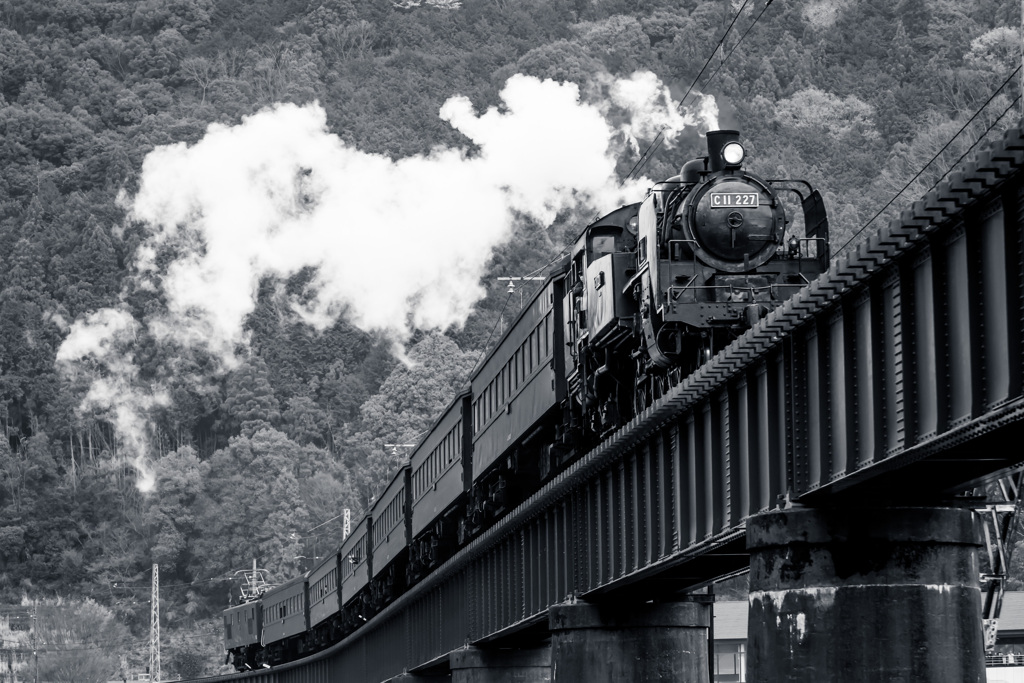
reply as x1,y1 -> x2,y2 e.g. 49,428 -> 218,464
924,93 -> 1022,195
0,627 -> 223,655
625,0 -> 752,179
699,0 -> 777,101
626,0 -> 776,181
477,289 -> 516,361
834,65 -> 1022,258
110,574 -> 234,590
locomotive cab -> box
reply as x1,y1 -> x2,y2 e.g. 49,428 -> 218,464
566,204 -> 641,433
569,207 -> 640,347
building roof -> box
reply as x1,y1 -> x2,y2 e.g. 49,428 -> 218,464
999,592 -> 1024,634
713,593 -> 1024,642
714,601 -> 747,641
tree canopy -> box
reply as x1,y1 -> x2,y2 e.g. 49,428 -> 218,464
0,0 -> 1020,675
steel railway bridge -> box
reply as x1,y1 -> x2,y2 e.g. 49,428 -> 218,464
186,123 -> 1024,683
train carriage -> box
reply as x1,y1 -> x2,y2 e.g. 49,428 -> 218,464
370,464 -> 411,604
260,574 -> 309,664
470,272 -> 567,492
409,388 -> 472,575
307,551 -> 342,645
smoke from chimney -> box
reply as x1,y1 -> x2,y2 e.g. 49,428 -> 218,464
56,71 -> 718,490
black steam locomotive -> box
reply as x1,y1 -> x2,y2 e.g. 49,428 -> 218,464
223,130 -> 829,670
567,130 -> 829,437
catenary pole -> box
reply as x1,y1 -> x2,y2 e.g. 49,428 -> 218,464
150,564 -> 160,683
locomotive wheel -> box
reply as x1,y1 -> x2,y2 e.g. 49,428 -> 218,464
634,358 -> 651,414
634,374 -> 655,414
634,365 -> 685,415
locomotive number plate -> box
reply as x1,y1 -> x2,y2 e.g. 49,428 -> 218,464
710,192 -> 759,208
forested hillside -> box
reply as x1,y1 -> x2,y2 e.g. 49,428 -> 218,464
0,0 -> 1020,677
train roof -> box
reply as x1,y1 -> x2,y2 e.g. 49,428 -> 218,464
370,460 -> 409,514
409,385 -> 470,458
584,202 -> 641,231
469,258 -> 569,383
260,571 -> 307,599
339,514 -> 369,553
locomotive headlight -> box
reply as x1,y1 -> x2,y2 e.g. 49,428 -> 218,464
722,141 -> 745,166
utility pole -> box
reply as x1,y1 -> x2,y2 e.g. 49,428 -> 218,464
496,277 -> 545,311
384,444 -> 416,461
31,602 -> 36,683
150,564 -> 160,683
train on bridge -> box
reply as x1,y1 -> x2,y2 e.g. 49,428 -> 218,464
222,130 -> 830,670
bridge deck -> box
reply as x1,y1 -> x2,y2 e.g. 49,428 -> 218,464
193,126 -> 1024,683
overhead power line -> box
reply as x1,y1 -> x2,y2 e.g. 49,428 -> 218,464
479,289 -> 516,356
834,65 -> 1023,258
626,0 -> 776,181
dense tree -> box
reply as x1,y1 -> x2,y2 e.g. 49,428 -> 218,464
31,597 -> 132,683
347,333 -> 480,507
1,0 -> 1022,671
218,356 -> 281,438
145,446 -> 208,577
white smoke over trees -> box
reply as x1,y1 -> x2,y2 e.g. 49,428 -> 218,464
56,71 -> 718,490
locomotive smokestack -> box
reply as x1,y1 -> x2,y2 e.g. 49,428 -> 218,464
705,130 -> 741,173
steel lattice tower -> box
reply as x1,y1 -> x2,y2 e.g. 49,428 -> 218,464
150,563 -> 160,683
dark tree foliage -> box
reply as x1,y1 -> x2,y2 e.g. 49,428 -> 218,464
0,0 -> 1019,672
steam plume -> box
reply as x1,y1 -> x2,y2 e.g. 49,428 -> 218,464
56,71 -> 717,490
56,309 -> 166,491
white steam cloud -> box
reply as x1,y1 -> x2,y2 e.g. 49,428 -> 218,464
130,75 -> 647,357
57,71 -> 717,490
56,309 -> 167,491
606,71 -> 719,150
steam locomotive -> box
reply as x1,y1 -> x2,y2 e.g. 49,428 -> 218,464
223,130 -> 829,670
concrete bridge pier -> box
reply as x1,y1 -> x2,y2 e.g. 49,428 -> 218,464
449,646 -> 551,683
548,600 -> 711,682
746,506 -> 985,683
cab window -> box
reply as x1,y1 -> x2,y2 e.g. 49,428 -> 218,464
590,234 -> 615,255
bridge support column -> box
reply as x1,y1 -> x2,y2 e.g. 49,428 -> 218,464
747,506 -> 984,683
449,647 -> 550,683
549,600 -> 710,682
